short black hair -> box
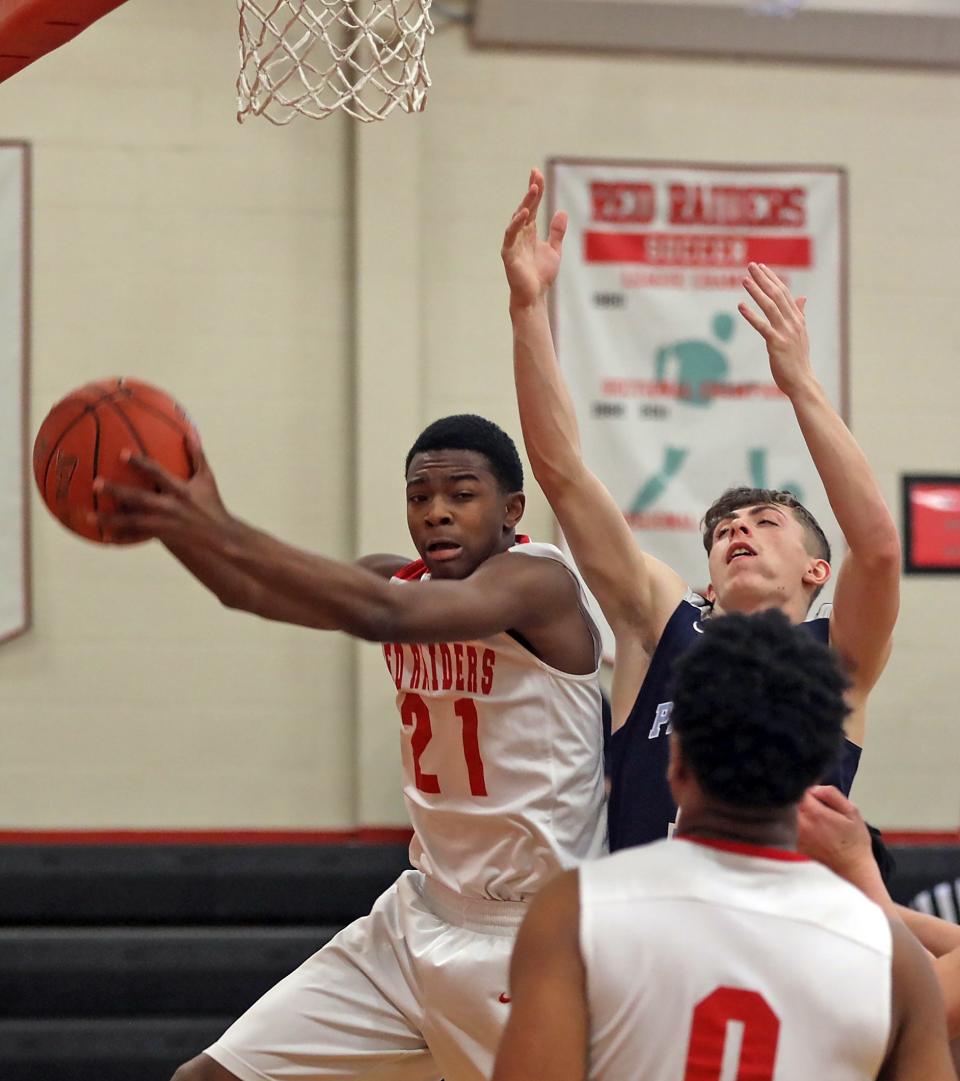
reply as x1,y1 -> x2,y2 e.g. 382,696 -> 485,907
405,415 -> 524,493
670,609 -> 849,810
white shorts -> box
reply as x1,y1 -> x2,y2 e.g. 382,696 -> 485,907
205,870 -> 526,1081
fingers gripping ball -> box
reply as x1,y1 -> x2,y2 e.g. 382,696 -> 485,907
33,378 -> 197,544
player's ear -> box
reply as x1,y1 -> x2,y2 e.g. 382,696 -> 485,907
802,558 -> 830,590
704,582 -> 716,605
504,491 -> 525,530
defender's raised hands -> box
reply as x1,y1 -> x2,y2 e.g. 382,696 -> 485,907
501,169 -> 568,309
738,262 -> 815,399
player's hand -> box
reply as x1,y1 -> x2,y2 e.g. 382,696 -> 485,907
797,785 -> 884,897
92,430 -> 232,544
737,262 -> 816,399
501,168 -> 567,309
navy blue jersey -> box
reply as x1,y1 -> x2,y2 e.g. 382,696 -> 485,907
608,595 -> 862,852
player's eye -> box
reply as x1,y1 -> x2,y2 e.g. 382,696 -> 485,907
455,491 -> 475,500
716,526 -> 728,538
758,518 -> 776,526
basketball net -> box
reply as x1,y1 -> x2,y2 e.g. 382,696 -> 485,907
237,0 -> 433,124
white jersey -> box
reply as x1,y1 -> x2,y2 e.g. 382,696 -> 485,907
384,539 -> 606,902
580,837 -> 892,1081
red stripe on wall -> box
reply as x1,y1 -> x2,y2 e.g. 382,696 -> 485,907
878,831 -> 960,846
0,827 -> 415,846
584,231 -> 812,268
0,828 -> 953,846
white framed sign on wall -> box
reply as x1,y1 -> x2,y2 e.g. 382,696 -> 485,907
549,158 -> 847,660
0,142 -> 30,644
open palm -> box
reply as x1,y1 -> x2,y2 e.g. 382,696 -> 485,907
502,169 -> 567,307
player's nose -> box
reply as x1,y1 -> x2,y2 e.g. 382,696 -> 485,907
424,499 -> 453,526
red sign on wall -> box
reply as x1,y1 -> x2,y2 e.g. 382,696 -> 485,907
903,476 -> 960,573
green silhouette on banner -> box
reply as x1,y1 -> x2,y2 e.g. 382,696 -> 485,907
629,447 -> 689,513
628,447 -> 805,517
654,312 -> 735,408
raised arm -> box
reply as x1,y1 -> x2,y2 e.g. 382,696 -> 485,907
491,869 -> 588,1081
739,264 -> 900,740
502,170 -> 685,666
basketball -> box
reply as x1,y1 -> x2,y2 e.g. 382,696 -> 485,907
33,377 -> 197,544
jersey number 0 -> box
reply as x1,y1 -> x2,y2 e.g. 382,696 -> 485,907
683,986 -> 780,1080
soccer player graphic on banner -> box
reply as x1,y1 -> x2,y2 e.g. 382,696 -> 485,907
491,610 -> 955,1081
94,414 -> 606,1081
502,169 -> 901,851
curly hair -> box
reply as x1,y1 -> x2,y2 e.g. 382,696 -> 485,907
670,609 -> 849,809
405,415 -> 523,493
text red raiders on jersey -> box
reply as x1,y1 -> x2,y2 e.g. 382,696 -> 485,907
386,539 -> 607,902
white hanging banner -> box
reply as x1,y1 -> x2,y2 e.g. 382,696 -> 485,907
549,158 -> 846,659
0,143 -> 29,644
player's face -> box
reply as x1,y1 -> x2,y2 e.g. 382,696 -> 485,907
405,450 -> 523,580
706,503 -> 827,612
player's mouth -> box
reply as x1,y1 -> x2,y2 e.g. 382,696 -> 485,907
726,543 -> 757,564
426,539 -> 464,562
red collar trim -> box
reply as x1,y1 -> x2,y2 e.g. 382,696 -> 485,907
393,558 -> 428,581
680,835 -> 809,863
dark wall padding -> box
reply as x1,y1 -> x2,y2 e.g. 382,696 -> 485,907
0,842 -> 412,1081
0,843 -> 412,924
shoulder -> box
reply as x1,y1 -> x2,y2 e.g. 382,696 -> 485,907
579,842 -> 671,900
656,591 -> 711,647
355,553 -> 415,580
524,868 -> 581,934
475,544 -> 581,595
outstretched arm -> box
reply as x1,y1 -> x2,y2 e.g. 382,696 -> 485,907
739,264 -> 900,742
503,170 -> 685,668
492,870 -> 588,1081
96,450 -> 581,645
799,786 -> 960,1040
95,438 -> 405,629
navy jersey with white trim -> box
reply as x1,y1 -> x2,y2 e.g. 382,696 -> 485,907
608,595 -> 861,852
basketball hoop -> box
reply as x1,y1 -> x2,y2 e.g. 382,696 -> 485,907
237,0 -> 434,124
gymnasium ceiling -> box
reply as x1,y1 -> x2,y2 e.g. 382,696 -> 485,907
472,0 -> 960,67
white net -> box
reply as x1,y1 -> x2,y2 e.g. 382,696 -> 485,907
237,0 -> 434,125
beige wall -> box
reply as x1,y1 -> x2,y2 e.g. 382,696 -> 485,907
0,0 -> 957,830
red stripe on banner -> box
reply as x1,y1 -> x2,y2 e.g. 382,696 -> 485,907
0,827 -> 414,846
584,231 -> 812,268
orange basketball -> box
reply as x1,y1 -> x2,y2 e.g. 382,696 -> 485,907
33,377 -> 197,544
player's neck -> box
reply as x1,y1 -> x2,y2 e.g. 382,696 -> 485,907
675,803 -> 798,852
712,591 -> 809,625
496,529 -> 519,554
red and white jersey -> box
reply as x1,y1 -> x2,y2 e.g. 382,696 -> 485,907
579,837 -> 892,1081
384,539 -> 606,902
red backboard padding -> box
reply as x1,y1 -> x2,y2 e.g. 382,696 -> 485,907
0,0 -> 129,83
